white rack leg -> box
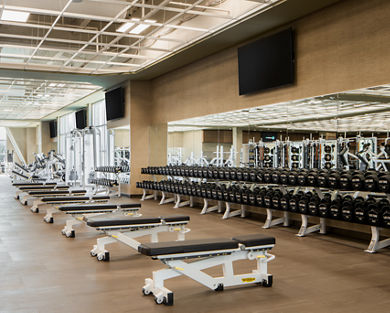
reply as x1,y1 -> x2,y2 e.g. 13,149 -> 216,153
297,215 -> 326,237
365,226 -> 390,253
201,199 -> 220,214
159,192 -> 175,205
263,209 -> 289,229
222,202 -> 244,219
142,189 -> 158,201
174,195 -> 192,209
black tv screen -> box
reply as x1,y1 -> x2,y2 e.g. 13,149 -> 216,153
49,120 -> 57,138
238,28 -> 295,95
75,109 -> 87,129
105,87 -> 125,121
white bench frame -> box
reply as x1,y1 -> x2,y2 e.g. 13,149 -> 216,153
142,243 -> 275,306
59,206 -> 141,237
90,220 -> 190,261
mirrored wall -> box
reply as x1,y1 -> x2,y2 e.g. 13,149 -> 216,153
167,84 -> 390,171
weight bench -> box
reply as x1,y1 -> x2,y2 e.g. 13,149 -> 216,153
13,182 -> 57,188
16,185 -> 69,200
139,233 -> 275,306
21,189 -> 87,206
53,203 -> 142,237
19,186 -> 77,205
30,195 -> 109,213
86,215 -> 190,261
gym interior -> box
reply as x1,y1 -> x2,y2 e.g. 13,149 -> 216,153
2,0 -> 390,312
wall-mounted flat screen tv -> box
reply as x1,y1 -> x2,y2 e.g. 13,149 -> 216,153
238,28 -> 295,95
105,87 -> 125,121
75,108 -> 87,129
49,120 -> 57,138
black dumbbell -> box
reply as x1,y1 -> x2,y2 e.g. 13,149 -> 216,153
364,171 -> 379,192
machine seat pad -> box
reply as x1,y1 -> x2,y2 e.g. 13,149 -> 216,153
138,238 -> 239,256
86,216 -> 161,228
232,234 -> 275,247
42,196 -> 89,202
160,215 -> 190,223
29,190 -> 85,195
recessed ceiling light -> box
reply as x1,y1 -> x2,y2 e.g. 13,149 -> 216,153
130,19 -> 156,34
117,22 -> 135,33
1,10 -> 30,22
117,19 -> 156,34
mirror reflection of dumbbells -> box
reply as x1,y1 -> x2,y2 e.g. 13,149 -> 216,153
263,147 -> 273,168
290,145 -> 301,169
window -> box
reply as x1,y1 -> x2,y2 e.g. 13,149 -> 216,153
0,127 -> 6,163
91,100 -> 109,166
58,112 -> 76,155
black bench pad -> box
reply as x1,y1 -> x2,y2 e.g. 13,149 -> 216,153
13,182 -> 56,186
20,186 -> 68,190
161,215 -> 190,223
87,216 -> 161,228
138,238 -> 239,256
29,190 -> 86,195
42,196 -> 90,202
59,203 -> 141,212
232,234 -> 275,247
41,195 -> 109,202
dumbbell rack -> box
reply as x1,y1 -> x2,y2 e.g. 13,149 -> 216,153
139,166 -> 390,253
93,166 -> 128,197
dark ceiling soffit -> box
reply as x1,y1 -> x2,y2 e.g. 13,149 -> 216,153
0,0 -> 341,89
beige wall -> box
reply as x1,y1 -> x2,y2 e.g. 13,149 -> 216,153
168,130 -> 232,161
7,127 -> 38,164
151,0 -> 390,124
114,129 -> 130,147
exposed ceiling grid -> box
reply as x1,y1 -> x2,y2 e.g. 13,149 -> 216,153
0,0 -> 284,74
0,77 -> 100,119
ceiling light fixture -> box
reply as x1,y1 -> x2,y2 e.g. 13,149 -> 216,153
0,9 -> 30,22
117,22 -> 135,33
117,19 -> 156,34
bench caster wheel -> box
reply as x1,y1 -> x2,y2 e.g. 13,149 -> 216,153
44,217 -> 53,223
142,288 -> 151,296
97,252 -> 109,261
154,296 -> 164,305
214,284 -> 224,291
262,275 -> 273,287
65,230 -> 75,238
31,208 -> 39,213
90,250 -> 97,257
165,293 -> 174,306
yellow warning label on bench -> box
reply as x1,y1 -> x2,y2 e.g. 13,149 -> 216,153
242,277 -> 256,283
